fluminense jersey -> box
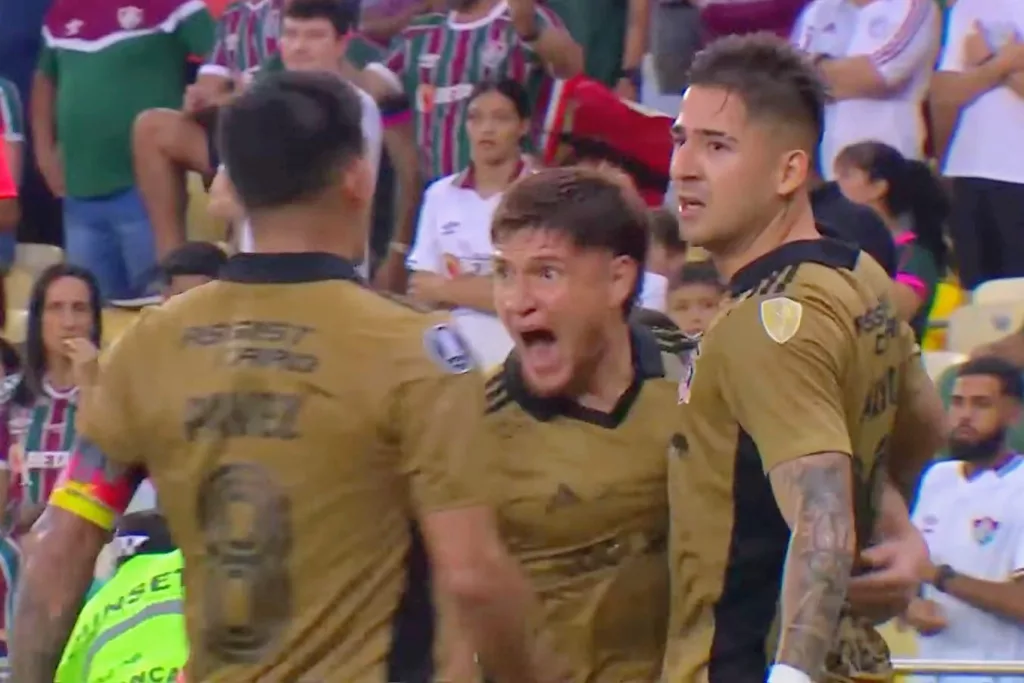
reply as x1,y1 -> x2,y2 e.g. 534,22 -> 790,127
365,2 -> 563,180
201,0 -> 285,80
0,375 -> 79,512
0,78 -> 24,142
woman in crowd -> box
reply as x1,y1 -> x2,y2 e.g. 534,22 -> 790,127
0,263 -> 102,652
834,141 -> 950,341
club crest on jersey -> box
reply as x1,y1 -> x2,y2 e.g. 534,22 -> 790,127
760,296 -> 802,344
972,516 -> 1000,546
424,323 -> 475,374
117,6 -> 143,30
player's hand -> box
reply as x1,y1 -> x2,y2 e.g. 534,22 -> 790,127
614,77 -> 638,102
963,21 -> 994,67
903,597 -> 947,636
407,272 -> 448,305
63,337 -> 100,389
847,532 -> 928,621
37,147 -> 65,198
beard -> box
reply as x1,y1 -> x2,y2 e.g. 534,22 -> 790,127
948,428 -> 1007,464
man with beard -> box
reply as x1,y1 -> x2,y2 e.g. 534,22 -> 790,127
907,356 -> 1024,669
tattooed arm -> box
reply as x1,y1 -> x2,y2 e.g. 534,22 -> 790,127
768,452 -> 857,679
11,507 -> 108,681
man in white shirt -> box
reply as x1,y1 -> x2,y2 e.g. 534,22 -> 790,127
225,0 -> 383,271
929,0 -> 1024,290
908,356 -> 1024,683
791,0 -> 941,179
406,79 -> 532,368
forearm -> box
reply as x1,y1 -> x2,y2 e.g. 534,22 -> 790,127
439,276 -> 496,313
875,478 -> 916,540
509,9 -> 582,79
771,454 -> 856,677
11,510 -> 102,682
384,122 -> 423,247
940,573 -> 1024,623
30,73 -> 57,153
1007,72 -> 1024,101
819,56 -> 889,100
0,199 -> 18,232
621,0 -> 650,71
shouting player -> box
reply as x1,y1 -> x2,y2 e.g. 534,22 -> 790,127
12,72 -> 551,683
440,166 -> 691,682
664,34 -> 940,683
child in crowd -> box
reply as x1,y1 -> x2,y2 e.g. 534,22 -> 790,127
667,260 -> 726,337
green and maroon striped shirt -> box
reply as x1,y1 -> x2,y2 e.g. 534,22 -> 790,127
366,4 -> 564,180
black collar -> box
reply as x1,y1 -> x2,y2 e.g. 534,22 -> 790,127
220,252 -> 363,284
729,238 -> 858,296
501,324 -> 664,428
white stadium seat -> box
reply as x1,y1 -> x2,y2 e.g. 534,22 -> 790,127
946,302 -> 1024,354
921,350 -> 967,381
972,277 -> 1024,305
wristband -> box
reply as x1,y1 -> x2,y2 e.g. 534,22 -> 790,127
933,564 -> 957,593
389,241 -> 410,255
767,664 -> 813,683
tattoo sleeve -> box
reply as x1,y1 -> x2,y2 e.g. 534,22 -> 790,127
768,451 -> 857,678
10,507 -> 110,682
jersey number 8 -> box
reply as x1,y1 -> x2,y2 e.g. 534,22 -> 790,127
198,462 -> 294,663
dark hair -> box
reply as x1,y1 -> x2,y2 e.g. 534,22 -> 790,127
675,260 -> 725,290
834,142 -> 949,272
14,264 -> 102,407
115,510 -> 177,567
648,207 -> 686,254
284,0 -> 357,35
492,166 -> 650,313
0,338 -> 20,377
218,70 -> 366,210
467,78 -> 531,120
688,33 -> 827,149
160,241 -> 227,282
957,356 -> 1024,401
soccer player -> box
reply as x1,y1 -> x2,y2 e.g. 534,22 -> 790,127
664,34 -> 940,683
440,166 -> 693,682
11,72 -> 552,683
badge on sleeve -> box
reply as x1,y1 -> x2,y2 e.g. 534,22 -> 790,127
423,324 -> 476,374
759,296 -> 803,344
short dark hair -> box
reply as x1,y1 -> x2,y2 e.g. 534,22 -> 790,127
675,260 -> 724,290
688,33 -> 826,149
218,70 -> 366,210
492,166 -> 649,312
467,78 -> 531,120
648,207 -> 686,254
284,0 -> 357,34
957,356 -> 1024,401
160,241 -> 227,282
0,338 -> 20,377
115,511 -> 176,567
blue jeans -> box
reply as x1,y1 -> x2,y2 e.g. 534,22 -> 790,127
63,187 -> 156,301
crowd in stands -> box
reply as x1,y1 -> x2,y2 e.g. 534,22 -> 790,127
1,0 -> 1024,677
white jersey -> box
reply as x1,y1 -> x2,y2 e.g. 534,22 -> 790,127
791,0 -> 940,179
939,0 -> 1024,185
238,81 -> 383,274
406,162 -> 530,368
911,456 -> 1024,683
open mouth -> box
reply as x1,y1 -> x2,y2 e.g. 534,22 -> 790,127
678,197 -> 705,217
518,329 -> 561,373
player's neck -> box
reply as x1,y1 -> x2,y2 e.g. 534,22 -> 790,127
45,356 -> 75,391
248,206 -> 365,261
575,321 -> 634,413
472,156 -> 521,197
712,194 -> 819,283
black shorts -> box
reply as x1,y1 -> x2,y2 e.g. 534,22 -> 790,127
194,106 -> 222,189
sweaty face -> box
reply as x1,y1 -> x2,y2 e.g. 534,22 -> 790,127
948,374 -> 1017,461
280,17 -> 345,72
466,90 -> 527,167
493,229 -> 636,397
669,86 -> 807,252
834,162 -> 886,208
42,276 -> 94,359
668,283 -> 723,337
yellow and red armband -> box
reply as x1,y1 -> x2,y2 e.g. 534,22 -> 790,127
49,439 -> 142,531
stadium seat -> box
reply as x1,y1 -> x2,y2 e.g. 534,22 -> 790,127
972,277 -> 1024,305
14,243 -> 63,276
921,350 -> 966,381
5,267 -> 34,311
5,309 -> 27,344
946,302 -> 1024,354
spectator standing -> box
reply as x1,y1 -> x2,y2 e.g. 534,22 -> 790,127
0,136 -> 16,324
908,357 -> 1024,682
929,0 -> 1024,290
545,0 -> 651,99
31,0 -> 215,301
647,0 -> 703,112
834,141 -> 949,342
700,0 -> 809,41
407,79 -> 530,367
792,0 -> 941,179
132,0 -> 284,260
0,78 -> 24,275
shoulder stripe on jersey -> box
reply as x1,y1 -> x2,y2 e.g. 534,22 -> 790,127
485,376 -> 511,415
649,325 -> 692,357
870,0 -> 931,67
755,264 -> 801,296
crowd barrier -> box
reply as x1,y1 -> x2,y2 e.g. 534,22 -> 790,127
893,658 -> 1024,676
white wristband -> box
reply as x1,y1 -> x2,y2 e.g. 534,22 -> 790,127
767,664 -> 813,683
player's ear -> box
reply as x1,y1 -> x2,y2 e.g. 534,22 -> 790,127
609,254 -> 638,310
340,155 -> 375,208
775,147 -> 811,197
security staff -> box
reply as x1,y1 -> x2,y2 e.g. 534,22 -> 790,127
56,511 -> 184,683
